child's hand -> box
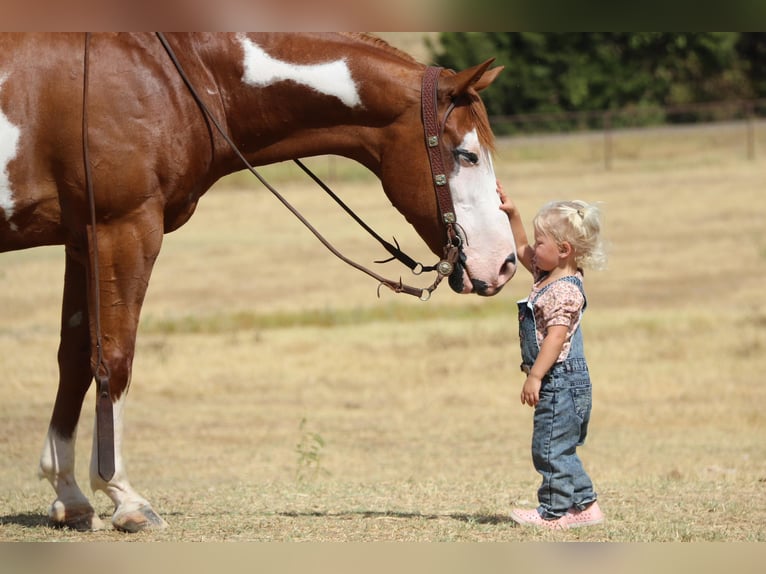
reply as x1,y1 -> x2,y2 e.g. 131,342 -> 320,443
521,375 -> 542,407
496,180 -> 516,216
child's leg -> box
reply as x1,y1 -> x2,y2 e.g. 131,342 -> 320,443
532,381 -> 592,519
570,385 -> 597,509
570,456 -> 597,510
531,385 -> 572,519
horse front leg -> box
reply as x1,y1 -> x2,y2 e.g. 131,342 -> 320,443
84,214 -> 166,532
38,247 -> 106,531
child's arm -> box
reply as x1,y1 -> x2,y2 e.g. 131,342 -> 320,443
520,325 -> 568,407
497,181 -> 534,274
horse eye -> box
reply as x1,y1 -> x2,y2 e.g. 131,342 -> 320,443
453,148 -> 478,165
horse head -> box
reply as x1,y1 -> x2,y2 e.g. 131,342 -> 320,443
378,60 -> 517,296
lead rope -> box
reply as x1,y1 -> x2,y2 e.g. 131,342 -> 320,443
83,32 -> 115,482
155,32 -> 454,301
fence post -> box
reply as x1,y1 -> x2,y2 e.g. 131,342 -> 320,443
603,111 -> 613,170
746,101 -> 755,161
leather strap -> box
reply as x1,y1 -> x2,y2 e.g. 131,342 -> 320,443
422,66 -> 460,277
96,375 -> 115,479
84,32 -> 115,481
421,66 -> 455,227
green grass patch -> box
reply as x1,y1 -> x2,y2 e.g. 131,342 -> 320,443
141,299 -> 508,335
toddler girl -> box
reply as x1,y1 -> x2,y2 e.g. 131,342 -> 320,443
498,182 -> 606,530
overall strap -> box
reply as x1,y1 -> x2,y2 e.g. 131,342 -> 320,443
531,274 -> 587,311
558,275 -> 587,311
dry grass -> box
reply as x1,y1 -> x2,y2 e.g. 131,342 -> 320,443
1,123 -> 765,542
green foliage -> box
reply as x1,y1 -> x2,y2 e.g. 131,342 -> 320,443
738,33 -> 766,97
431,33 -> 761,133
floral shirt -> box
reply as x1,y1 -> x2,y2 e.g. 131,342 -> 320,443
529,271 -> 585,362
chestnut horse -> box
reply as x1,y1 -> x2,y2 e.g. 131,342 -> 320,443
0,33 -> 516,532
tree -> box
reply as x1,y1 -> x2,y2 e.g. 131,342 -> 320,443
430,33 -> 752,123
738,33 -> 766,99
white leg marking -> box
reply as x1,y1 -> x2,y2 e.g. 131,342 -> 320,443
39,427 -> 100,526
90,394 -> 154,518
0,74 -> 21,230
238,35 -> 362,108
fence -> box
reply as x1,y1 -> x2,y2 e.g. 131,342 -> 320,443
490,98 -> 766,169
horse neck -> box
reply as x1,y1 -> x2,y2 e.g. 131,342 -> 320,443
194,33 -> 423,174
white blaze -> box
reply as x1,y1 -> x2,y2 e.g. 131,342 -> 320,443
449,128 -> 517,289
0,74 -> 20,229
450,129 -> 508,238
238,35 -> 362,108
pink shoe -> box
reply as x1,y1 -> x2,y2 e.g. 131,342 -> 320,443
510,508 -> 569,530
566,501 -> 604,528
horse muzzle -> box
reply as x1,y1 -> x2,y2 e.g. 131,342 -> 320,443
449,251 -> 517,296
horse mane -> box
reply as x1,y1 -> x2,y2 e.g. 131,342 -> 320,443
468,92 -> 496,153
341,33 -> 495,152
339,33 -> 419,64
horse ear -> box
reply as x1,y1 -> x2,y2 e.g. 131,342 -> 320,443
472,64 -> 503,92
440,58 -> 503,96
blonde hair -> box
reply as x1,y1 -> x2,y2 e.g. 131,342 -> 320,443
533,200 -> 607,271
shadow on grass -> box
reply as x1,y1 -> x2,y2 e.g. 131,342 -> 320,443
278,509 -> 514,525
0,512 -> 51,528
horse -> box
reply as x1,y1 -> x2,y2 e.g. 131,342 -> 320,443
0,32 -> 516,532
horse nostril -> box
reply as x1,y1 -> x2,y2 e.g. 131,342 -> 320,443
471,279 -> 490,296
499,252 -> 518,284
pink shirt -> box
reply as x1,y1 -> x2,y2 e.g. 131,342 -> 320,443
528,272 -> 585,362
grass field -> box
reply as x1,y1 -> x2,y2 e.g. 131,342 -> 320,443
1,122 -> 765,542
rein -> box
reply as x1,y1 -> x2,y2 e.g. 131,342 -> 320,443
155,32 -> 459,301
293,158 -> 433,275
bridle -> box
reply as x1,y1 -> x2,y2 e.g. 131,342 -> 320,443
420,65 -> 461,281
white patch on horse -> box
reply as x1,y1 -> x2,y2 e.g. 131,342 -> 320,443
0,74 -> 21,230
238,35 -> 362,108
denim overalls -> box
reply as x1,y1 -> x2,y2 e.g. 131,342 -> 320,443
518,274 -> 597,520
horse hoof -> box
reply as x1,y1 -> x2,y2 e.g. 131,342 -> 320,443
112,505 -> 167,533
49,502 -> 106,531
